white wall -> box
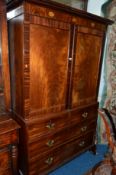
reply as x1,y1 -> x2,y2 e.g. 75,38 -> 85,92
87,0 -> 108,16
87,0 -> 109,103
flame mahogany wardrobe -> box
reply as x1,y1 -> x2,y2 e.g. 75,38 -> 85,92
6,0 -> 112,175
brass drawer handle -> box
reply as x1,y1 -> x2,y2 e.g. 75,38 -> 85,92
45,157 -> 54,165
82,112 -> 88,118
46,121 -> 55,129
46,140 -> 55,147
24,64 -> 28,68
81,126 -> 87,132
79,141 -> 85,147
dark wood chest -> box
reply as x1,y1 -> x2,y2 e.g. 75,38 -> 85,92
0,1 -> 20,174
0,115 -> 20,175
6,0 -> 112,174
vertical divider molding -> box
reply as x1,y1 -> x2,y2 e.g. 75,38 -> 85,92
66,24 -> 78,109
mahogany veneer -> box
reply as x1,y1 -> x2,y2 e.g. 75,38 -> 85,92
0,115 -> 20,175
6,0 -> 113,174
0,1 -> 20,174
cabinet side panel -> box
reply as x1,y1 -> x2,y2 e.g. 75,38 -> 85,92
72,30 -> 103,107
8,15 -> 24,116
30,24 -> 69,115
0,1 -> 11,112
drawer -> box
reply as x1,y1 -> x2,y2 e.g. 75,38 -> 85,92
28,103 -> 98,139
0,148 -> 11,171
28,112 -> 69,139
29,119 -> 96,157
29,133 -> 94,175
0,169 -> 12,175
0,130 -> 18,148
70,104 -> 98,124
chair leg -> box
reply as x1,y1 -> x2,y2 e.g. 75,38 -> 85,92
89,145 -> 96,155
111,165 -> 116,175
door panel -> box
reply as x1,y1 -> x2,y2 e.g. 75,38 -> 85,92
72,28 -> 103,107
30,20 -> 70,115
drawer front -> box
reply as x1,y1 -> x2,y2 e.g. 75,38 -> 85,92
0,148 -> 11,171
0,130 -> 18,148
29,133 -> 94,175
0,169 -> 12,175
29,119 -> 96,157
70,104 -> 98,124
28,112 -> 69,139
28,104 -> 98,139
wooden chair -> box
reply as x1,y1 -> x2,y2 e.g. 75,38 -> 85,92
98,108 -> 116,175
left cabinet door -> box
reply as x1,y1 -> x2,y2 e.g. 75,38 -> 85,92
29,16 -> 71,115
0,0 -> 10,113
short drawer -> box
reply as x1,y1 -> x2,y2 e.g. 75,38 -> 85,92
28,112 -> 69,139
0,169 -> 12,175
70,104 -> 98,124
29,119 -> 96,157
29,133 -> 94,175
28,103 -> 98,139
0,130 -> 18,148
0,148 -> 11,171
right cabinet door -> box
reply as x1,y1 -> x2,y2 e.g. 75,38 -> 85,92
72,26 -> 104,108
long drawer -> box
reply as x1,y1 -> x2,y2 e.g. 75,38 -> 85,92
29,133 -> 94,175
0,148 -> 11,171
0,130 -> 18,148
0,169 -> 12,175
28,104 -> 98,139
29,119 -> 96,157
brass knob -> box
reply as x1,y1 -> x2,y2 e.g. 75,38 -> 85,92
46,121 -> 55,129
81,126 -> 87,132
79,141 -> 85,147
46,140 -> 55,147
82,112 -> 88,118
68,57 -> 72,61
45,157 -> 54,165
